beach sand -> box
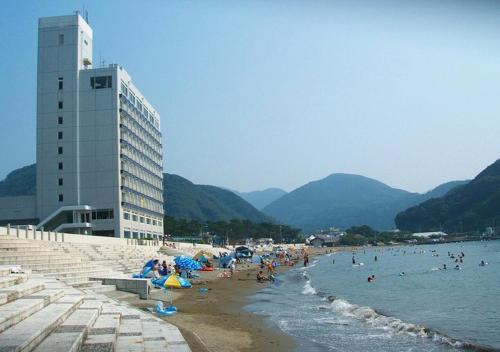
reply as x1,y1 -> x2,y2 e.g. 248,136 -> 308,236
107,247 -> 339,351
167,264 -> 296,352
111,262 -> 296,352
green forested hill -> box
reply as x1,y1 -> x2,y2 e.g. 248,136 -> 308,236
0,164 -> 36,197
262,173 -> 468,232
0,165 -> 271,223
395,159 -> 500,233
164,174 -> 272,222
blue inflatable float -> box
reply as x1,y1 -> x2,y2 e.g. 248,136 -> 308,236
154,301 -> 177,316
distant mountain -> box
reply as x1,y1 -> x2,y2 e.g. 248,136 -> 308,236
0,164 -> 271,223
420,180 -> 469,200
164,174 -> 272,222
234,188 -> 287,210
262,173 -> 469,233
395,160 -> 500,233
0,164 -> 36,197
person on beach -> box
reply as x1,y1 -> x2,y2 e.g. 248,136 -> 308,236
257,271 -> 269,282
160,261 -> 168,276
267,262 -> 274,274
230,259 -> 236,277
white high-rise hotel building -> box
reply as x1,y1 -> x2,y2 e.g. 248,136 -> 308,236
0,13 -> 164,238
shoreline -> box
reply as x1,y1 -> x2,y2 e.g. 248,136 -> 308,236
167,262 -> 296,352
111,246 -> 347,351
162,246 -> 348,351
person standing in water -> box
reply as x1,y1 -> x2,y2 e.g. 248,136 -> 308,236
352,256 -> 356,265
374,255 -> 378,262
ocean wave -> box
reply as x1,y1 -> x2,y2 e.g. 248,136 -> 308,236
327,298 -> 498,351
302,280 -> 317,295
330,298 -> 431,338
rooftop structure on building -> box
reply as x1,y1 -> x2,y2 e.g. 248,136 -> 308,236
0,13 -> 164,239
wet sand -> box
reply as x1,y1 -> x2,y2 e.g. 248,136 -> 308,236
164,263 -> 295,352
117,262 -> 296,352
112,247 -> 344,351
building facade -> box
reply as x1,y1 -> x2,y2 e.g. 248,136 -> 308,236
0,14 -> 164,239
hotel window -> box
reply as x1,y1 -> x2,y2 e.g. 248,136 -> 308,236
123,212 -> 130,220
90,76 -> 112,89
58,77 -> 63,90
58,194 -> 63,202
58,34 -> 64,45
58,131 -> 63,139
58,101 -> 63,109
58,178 -> 63,186
58,116 -> 63,124
58,162 -> 63,170
124,231 -> 131,238
146,218 -> 151,225
93,209 -> 114,220
132,214 -> 138,222
121,82 -> 128,97
58,146 -> 63,155
140,216 -> 145,223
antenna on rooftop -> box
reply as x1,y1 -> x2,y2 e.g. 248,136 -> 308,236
82,4 -> 89,23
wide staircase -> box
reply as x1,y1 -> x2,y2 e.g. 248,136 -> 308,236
0,235 -> 169,293
0,266 -> 190,352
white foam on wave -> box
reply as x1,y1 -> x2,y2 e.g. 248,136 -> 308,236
302,280 -> 317,295
328,298 -> 466,348
330,299 -> 427,337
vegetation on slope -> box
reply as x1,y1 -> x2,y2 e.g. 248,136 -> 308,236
395,159 -> 500,233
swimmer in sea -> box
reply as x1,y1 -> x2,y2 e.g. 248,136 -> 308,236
443,264 -> 447,270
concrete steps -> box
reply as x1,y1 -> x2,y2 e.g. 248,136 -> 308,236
0,288 -> 65,333
33,307 -> 99,352
0,265 -> 190,351
0,294 -> 83,352
0,279 -> 46,305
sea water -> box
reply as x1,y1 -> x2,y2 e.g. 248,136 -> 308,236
246,241 -> 500,352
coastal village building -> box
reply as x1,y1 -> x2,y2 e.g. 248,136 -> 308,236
0,13 -> 164,239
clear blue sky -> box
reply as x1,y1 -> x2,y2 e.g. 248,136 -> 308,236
1,0 -> 500,193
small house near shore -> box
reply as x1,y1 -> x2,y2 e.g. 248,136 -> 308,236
308,235 -> 336,247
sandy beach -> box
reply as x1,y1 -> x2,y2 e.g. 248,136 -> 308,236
107,247 -> 340,351
110,262 -> 295,352
165,264 -> 296,352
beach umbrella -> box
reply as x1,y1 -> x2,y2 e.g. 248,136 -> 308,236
174,256 -> 202,270
163,274 -> 192,289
